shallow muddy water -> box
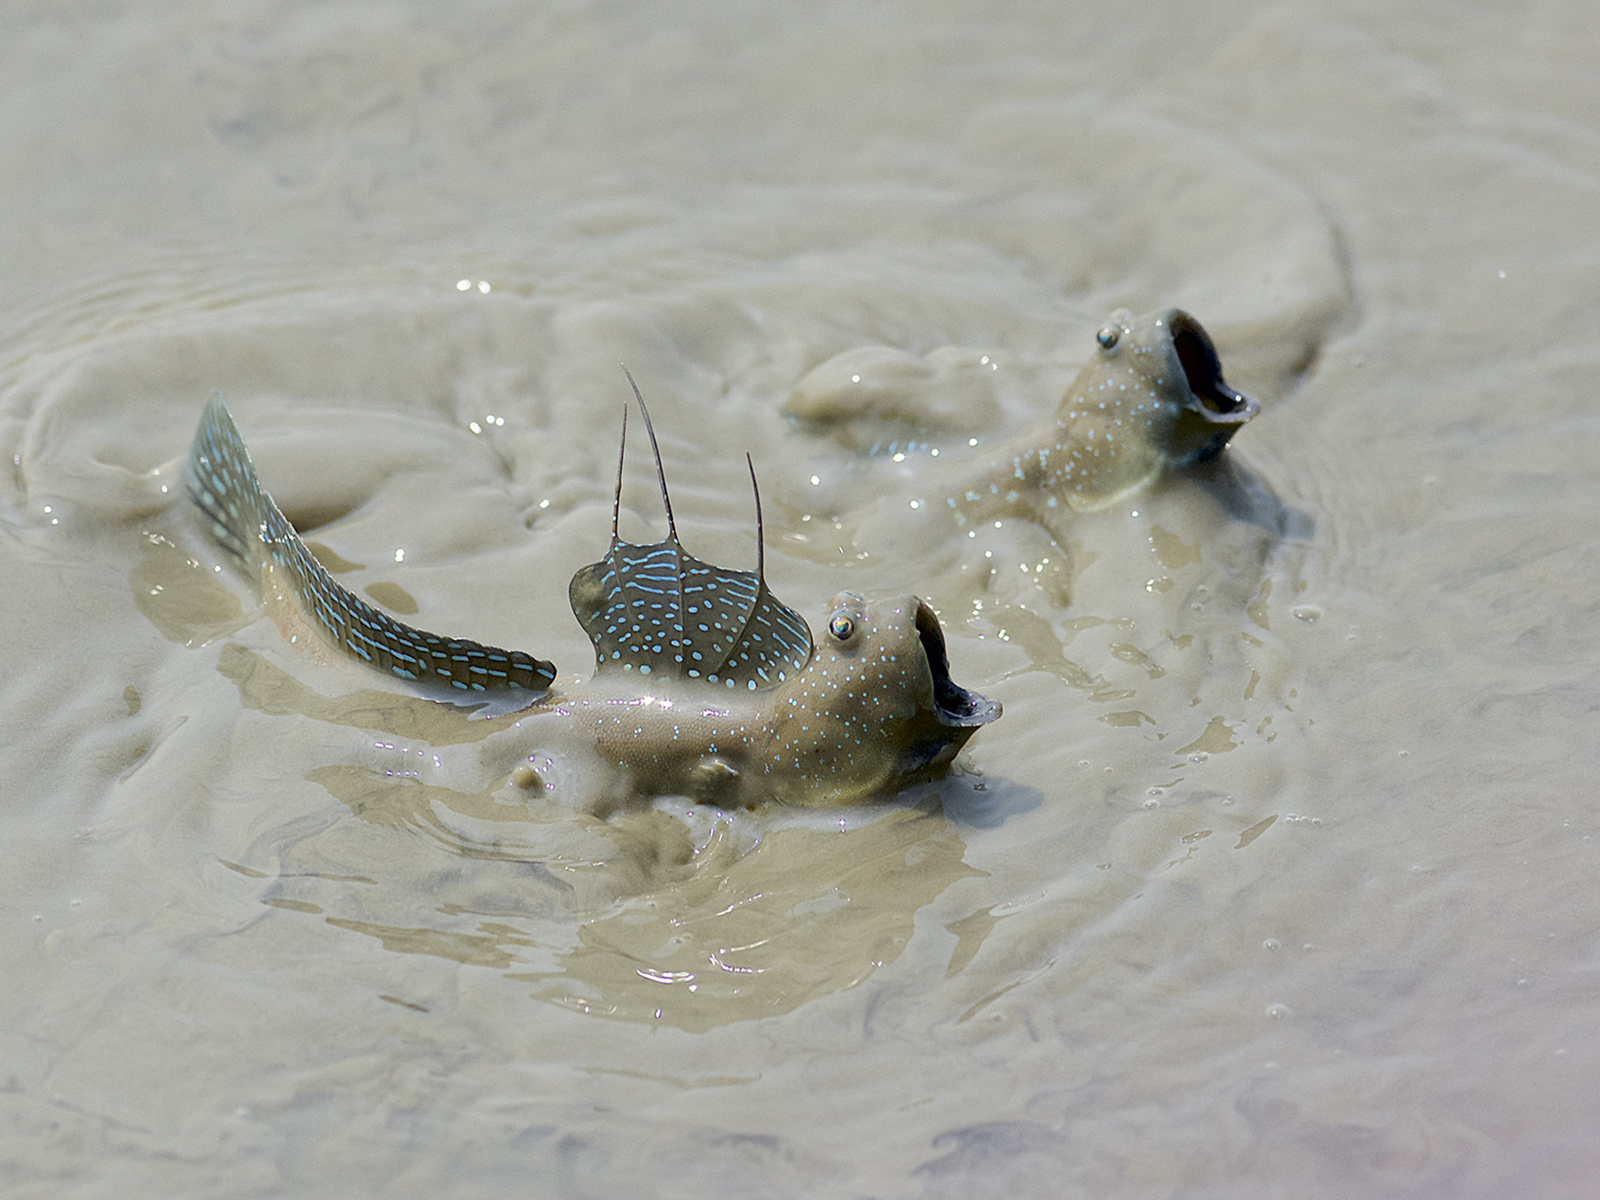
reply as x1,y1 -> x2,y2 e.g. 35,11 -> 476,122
4,2 -> 1600,1196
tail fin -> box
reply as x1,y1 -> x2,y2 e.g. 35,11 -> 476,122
186,395 -> 557,708
186,393 -> 264,567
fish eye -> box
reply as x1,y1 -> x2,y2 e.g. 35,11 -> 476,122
1096,326 -> 1121,352
828,613 -> 855,641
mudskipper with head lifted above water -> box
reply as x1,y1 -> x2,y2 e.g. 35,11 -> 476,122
792,308 -> 1262,612
948,308 -> 1258,527
186,381 -> 999,808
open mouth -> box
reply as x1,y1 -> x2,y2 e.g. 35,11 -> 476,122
1171,316 -> 1259,422
915,602 -> 1002,728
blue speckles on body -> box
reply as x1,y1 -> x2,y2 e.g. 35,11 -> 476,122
939,307 -> 1257,517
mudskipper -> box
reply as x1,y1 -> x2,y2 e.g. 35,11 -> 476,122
186,386 -> 1000,807
948,307 -> 1259,525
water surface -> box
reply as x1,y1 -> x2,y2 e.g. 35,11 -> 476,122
3,2 -> 1598,1196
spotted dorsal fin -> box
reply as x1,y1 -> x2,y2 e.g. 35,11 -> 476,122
568,377 -> 814,691
186,393 -> 557,712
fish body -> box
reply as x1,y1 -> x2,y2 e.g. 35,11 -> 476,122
186,392 -> 998,808
950,308 -> 1258,522
570,588 -> 993,807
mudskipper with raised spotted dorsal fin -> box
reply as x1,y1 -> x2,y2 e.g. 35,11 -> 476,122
186,381 -> 1000,807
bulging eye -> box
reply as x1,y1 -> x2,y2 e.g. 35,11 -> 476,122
828,613 -> 855,641
1096,325 -> 1120,351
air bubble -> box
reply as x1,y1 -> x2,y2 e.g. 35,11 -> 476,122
1262,938 -> 1281,952
1189,752 -> 1209,764
1291,606 -> 1322,622
1265,1003 -> 1290,1019
1143,798 -> 1160,809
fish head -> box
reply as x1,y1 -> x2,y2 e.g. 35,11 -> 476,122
1073,307 -> 1259,468
765,591 -> 1000,806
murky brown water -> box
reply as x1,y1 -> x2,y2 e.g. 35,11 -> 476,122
5,2 -> 1599,1196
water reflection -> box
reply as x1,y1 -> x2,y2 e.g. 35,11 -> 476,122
220,643 -> 515,747
131,531 -> 250,647
521,805 -> 980,1032
263,757 -> 985,1033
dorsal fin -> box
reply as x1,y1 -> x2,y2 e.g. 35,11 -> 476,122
568,376 -> 814,690
747,453 -> 764,581
610,403 -> 627,540
621,365 -> 677,542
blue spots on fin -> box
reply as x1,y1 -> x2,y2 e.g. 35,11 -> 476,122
570,539 -> 813,689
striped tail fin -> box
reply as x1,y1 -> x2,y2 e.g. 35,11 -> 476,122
185,394 -> 556,707
186,392 -> 265,567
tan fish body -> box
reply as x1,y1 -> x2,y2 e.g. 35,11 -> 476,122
566,589 -> 991,807
186,392 -> 998,808
948,308 -> 1258,524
